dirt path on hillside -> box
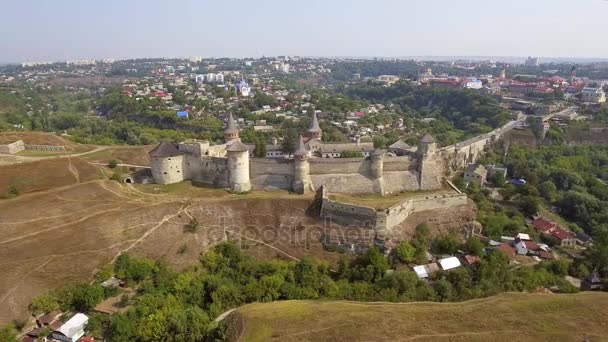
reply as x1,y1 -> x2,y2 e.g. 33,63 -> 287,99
109,202 -> 192,263
0,145 -> 110,166
67,156 -> 80,183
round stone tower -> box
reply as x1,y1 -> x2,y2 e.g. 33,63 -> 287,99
307,112 -> 322,140
149,141 -> 184,184
292,135 -> 312,194
226,140 -> 251,193
417,133 -> 436,157
224,112 -> 239,143
370,148 -> 385,179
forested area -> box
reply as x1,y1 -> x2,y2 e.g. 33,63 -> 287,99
2,240 -> 578,342
0,87 -> 225,145
468,143 -> 608,282
338,81 -> 510,144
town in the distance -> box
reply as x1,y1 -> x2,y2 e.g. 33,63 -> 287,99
1,54 -> 608,341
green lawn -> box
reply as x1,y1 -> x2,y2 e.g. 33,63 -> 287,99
226,292 -> 608,342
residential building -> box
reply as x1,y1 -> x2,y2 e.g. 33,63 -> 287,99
525,56 -> 540,67
377,75 -> 400,84
464,163 -> 488,186
51,313 -> 88,342
581,87 -> 606,103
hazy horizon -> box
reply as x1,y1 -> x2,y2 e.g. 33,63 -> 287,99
3,0 -> 608,62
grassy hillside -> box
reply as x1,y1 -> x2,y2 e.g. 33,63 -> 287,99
0,157 -> 103,195
225,292 -> 608,342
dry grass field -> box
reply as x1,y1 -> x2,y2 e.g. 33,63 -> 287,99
0,143 -> 478,325
0,157 -> 104,195
82,145 -> 154,166
226,292 -> 608,342
0,177 -> 344,324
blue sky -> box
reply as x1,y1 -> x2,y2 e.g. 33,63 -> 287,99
2,0 -> 607,61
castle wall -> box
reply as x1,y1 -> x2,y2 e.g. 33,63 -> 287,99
320,188 -> 468,231
190,156 -> 229,187
309,158 -> 371,175
250,158 -> 294,190
311,173 -> 377,194
151,155 -> 184,184
24,144 -> 65,152
382,171 -> 421,195
383,156 -> 416,172
0,140 -> 25,154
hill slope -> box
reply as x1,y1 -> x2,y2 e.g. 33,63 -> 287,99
0,157 -> 103,195
225,293 -> 608,342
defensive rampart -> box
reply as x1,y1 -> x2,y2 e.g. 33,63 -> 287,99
320,187 -> 469,231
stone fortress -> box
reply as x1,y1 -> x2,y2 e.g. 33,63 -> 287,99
149,112 -> 514,196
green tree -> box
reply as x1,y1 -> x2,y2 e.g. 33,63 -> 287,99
281,129 -> 298,155
0,324 -> 18,342
431,233 -> 460,255
28,294 -> 60,315
538,180 -> 558,202
373,136 -> 388,148
253,139 -> 267,158
107,159 -> 118,169
6,185 -> 19,198
518,196 -> 540,217
395,241 -> 416,263
464,236 -> 484,257
340,151 -> 364,158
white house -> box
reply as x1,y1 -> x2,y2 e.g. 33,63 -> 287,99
438,257 -> 462,271
51,313 -> 88,342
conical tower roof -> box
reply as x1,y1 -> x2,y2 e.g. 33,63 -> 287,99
294,135 -> 309,157
224,112 -> 238,134
308,112 -> 321,133
149,141 -> 182,157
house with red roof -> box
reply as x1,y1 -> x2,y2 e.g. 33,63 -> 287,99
531,217 -> 576,247
532,217 -> 557,233
496,243 -> 516,259
550,227 -> 576,247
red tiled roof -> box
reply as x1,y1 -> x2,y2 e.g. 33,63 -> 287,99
79,337 -> 96,342
464,255 -> 481,265
496,244 -> 516,258
551,228 -> 574,241
532,218 -> 556,232
522,240 -> 540,251
539,250 -> 554,259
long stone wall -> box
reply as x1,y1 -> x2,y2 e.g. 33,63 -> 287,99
250,158 -> 294,190
309,158 -> 371,175
0,140 -> 65,154
383,156 -> 416,172
24,144 -> 66,152
320,187 -> 469,231
0,140 -> 25,154
189,156 -> 229,187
